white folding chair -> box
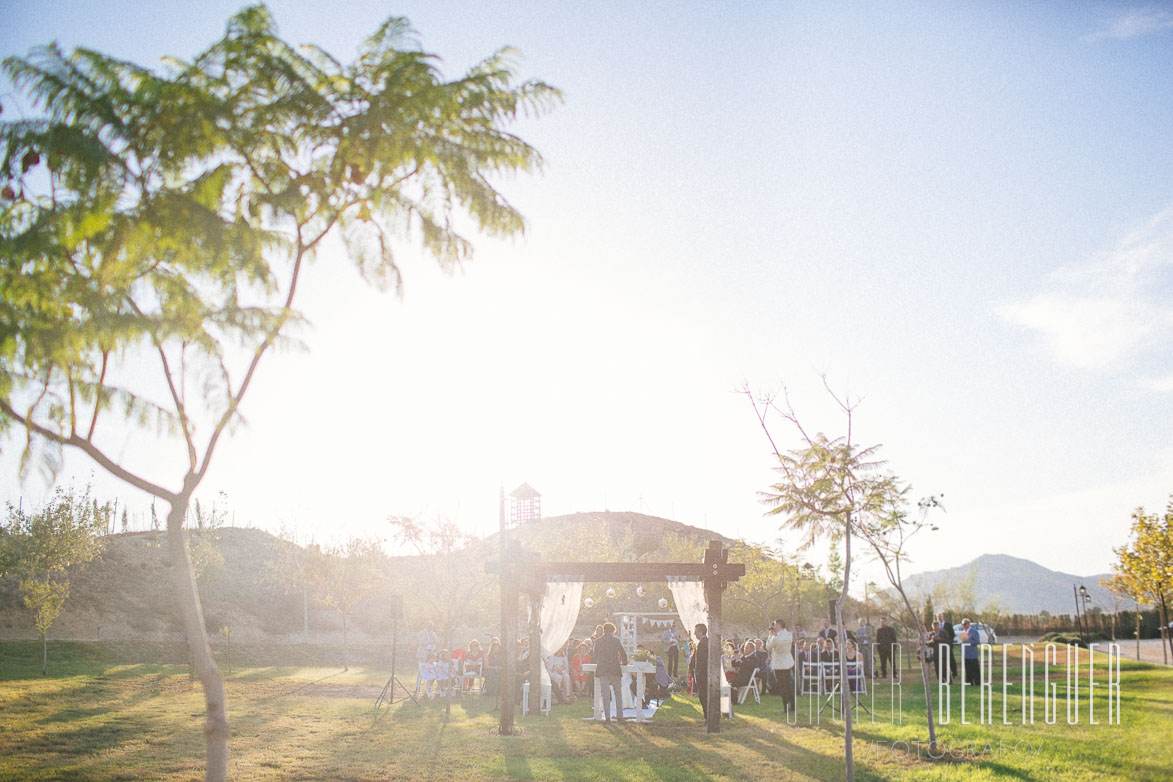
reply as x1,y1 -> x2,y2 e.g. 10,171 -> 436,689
736,669 -> 761,705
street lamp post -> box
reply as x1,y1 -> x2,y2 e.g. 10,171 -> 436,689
1074,585 -> 1090,646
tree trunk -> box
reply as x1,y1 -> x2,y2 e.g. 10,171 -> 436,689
1160,594 -> 1172,664
42,632 -> 47,676
837,514 -> 854,782
167,497 -> 229,782
302,584 -> 309,644
896,586 -> 938,750
342,611 -> 349,672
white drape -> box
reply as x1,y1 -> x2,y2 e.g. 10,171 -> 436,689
667,579 -> 708,642
537,580 -> 583,687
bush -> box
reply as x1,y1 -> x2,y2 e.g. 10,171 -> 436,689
1038,631 -> 1109,647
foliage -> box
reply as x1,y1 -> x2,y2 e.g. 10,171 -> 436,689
309,537 -> 381,671
0,483 -> 105,672
387,512 -> 491,647
0,5 -> 556,777
1109,497 -> 1173,659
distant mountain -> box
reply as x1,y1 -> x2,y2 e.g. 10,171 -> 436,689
903,553 -> 1116,616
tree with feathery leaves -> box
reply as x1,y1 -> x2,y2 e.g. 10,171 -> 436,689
0,6 -> 558,779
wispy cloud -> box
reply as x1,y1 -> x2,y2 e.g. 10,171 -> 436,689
997,205 -> 1173,373
1141,373 -> 1173,393
1086,7 -> 1173,41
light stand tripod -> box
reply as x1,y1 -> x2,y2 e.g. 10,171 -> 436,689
375,607 -> 416,711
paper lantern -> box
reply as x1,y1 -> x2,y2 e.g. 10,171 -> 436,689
658,597 -> 669,609
584,597 -> 595,609
605,587 -> 616,599
636,586 -> 645,597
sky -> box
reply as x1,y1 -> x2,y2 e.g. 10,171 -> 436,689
2,1 -> 1171,587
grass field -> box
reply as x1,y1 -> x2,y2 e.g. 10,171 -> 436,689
1,642 -> 1170,781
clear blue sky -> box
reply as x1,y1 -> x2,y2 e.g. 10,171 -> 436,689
2,1 -> 1171,583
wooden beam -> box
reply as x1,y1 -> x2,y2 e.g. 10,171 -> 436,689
485,561 -> 745,583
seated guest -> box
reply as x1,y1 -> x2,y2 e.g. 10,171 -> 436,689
549,646 -> 572,698
570,643 -> 592,695
843,640 -> 865,693
465,639 -> 485,675
729,641 -> 758,688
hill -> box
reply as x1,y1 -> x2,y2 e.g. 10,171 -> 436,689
903,553 -> 1116,615
0,511 -> 735,644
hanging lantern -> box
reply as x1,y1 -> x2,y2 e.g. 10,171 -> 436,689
658,597 -> 669,609
584,597 -> 595,609
636,585 -> 646,597
605,587 -> 616,599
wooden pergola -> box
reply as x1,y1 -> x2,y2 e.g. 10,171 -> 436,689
488,540 -> 745,734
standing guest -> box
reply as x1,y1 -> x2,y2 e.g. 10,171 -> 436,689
934,612 -> 958,683
767,619 -> 795,717
856,618 -> 874,679
688,623 -> 711,724
483,637 -> 502,697
417,620 -> 439,664
663,622 -> 681,678
875,617 -> 897,679
960,618 -> 981,686
594,621 -> 628,723
818,620 -> 837,641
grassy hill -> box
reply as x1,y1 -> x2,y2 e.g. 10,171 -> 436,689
0,511 -> 734,646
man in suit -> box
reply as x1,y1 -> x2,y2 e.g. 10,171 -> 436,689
688,623 -> 710,723
594,621 -> 628,722
875,617 -> 897,679
934,612 -> 957,683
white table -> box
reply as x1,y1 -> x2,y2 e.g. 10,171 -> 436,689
582,662 -> 656,722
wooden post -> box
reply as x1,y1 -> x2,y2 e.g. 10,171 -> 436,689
703,540 -> 726,735
498,485 -> 515,735
528,587 -> 543,716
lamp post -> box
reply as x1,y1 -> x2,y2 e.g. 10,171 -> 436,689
1074,584 -> 1090,647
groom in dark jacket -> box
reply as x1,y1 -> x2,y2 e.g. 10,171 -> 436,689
688,623 -> 710,723
594,622 -> 628,722
934,612 -> 957,683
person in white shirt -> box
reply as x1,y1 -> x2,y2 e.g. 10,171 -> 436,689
767,618 -> 795,718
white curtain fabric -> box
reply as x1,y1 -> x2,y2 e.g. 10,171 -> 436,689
667,578 -> 708,641
537,580 -> 583,686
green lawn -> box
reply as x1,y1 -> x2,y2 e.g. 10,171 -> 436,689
1,642 -> 1170,781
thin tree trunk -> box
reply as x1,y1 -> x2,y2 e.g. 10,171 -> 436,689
342,611 -> 349,672
302,585 -> 309,644
167,497 -> 229,782
1160,594 -> 1172,664
42,633 -> 47,676
896,587 -> 938,749
838,515 -> 854,782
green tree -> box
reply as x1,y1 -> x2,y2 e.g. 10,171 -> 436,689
0,7 -> 557,779
310,538 -> 380,672
746,381 -> 905,782
263,527 -> 318,643
1110,498 -> 1173,660
388,512 -> 489,649
1,484 -> 105,674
